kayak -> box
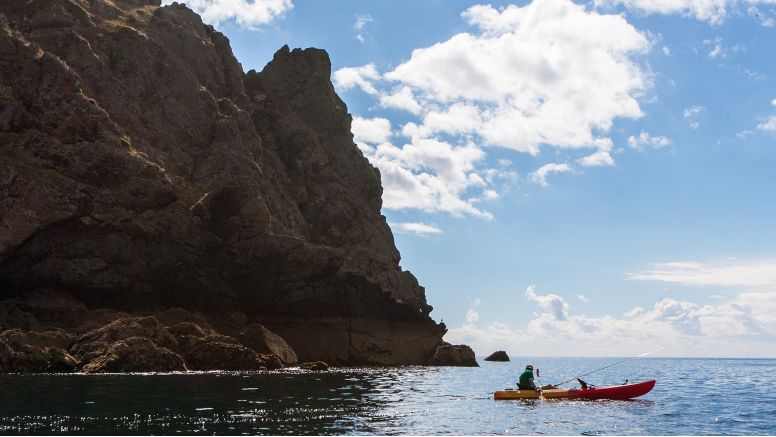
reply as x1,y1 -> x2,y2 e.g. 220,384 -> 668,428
493,379 -> 656,400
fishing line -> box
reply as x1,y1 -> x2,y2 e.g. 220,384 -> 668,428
551,348 -> 664,387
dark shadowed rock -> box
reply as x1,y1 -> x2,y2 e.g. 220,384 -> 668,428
13,344 -> 50,372
81,337 -> 186,373
298,361 -> 328,371
180,335 -> 277,371
70,317 -> 178,363
0,302 -> 39,331
0,340 -> 14,372
484,351 -> 510,362
48,347 -> 79,372
428,342 -> 479,367
0,329 -> 73,350
240,324 -> 297,365
168,322 -> 213,339
0,0 -> 468,369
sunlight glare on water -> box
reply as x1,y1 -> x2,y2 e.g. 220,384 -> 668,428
0,358 -> 774,435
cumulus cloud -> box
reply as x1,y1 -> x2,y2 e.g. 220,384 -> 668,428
332,64 -> 381,95
446,282 -> 776,357
352,116 -> 494,218
627,131 -> 671,150
385,0 -> 649,155
351,116 -> 392,153
628,259 -> 776,288
379,87 -> 423,115
529,163 -> 572,186
578,150 -> 615,167
167,0 -> 293,28
576,294 -> 590,303
334,0 -> 653,218
525,285 -> 569,321
757,115 -> 776,132
389,222 -> 443,236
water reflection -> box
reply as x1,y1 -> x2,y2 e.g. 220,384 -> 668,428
0,359 -> 774,435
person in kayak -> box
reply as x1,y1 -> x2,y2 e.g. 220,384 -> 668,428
518,364 -> 539,390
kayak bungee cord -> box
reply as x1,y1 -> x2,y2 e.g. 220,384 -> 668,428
551,348 -> 664,387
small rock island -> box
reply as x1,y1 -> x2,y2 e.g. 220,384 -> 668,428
0,0 -> 474,372
484,351 -> 510,362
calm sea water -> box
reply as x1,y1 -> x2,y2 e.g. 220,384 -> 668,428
1,357 -> 774,435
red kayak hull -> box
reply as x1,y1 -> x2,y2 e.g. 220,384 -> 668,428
566,379 -> 656,400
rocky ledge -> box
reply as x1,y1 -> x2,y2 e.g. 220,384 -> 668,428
0,308 -> 326,373
0,0 -> 473,370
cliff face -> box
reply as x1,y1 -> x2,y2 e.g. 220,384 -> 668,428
0,0 -> 446,365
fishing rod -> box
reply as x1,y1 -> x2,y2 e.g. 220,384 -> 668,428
552,348 -> 663,387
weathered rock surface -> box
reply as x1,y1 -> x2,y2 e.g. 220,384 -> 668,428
0,340 -> 79,373
484,351 -> 510,362
80,336 -> 186,373
240,324 -> 297,365
298,361 -> 328,371
428,343 -> 479,367
0,0 -> 470,369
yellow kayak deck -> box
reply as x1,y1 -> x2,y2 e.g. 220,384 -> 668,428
493,389 -> 570,400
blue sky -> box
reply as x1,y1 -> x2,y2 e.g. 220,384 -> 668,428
171,0 -> 776,357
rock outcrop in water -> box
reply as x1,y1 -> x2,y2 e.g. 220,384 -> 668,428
0,0 -> 472,370
484,351 -> 510,362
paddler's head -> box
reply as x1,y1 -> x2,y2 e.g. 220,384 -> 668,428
525,364 -> 533,371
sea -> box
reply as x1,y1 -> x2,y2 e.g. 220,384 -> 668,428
1,357 -> 774,435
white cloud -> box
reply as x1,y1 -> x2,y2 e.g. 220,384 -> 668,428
389,222 -> 443,236
624,306 -> 644,317
627,131 -> 671,150
704,37 -> 724,58
578,150 -> 615,167
757,115 -> 776,132
446,282 -> 776,357
529,163 -> 572,187
662,45 -> 671,56
576,294 -> 589,303
525,285 -> 569,321
379,87 -> 423,115
466,308 -> 480,323
628,259 -> 776,288
167,0 -> 292,28
684,105 -> 705,119
748,6 -> 776,26
596,0 -> 776,24
351,116 -> 392,147
385,0 -> 649,156
771,98 -> 776,106
338,0 -> 654,218
354,14 -> 373,43
370,138 -> 493,219
332,64 -> 381,95
683,105 -> 705,129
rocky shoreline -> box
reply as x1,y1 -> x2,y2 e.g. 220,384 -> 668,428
1,306 -> 474,373
0,0 -> 476,370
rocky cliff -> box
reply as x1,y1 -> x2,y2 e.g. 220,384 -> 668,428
0,0 -> 465,369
